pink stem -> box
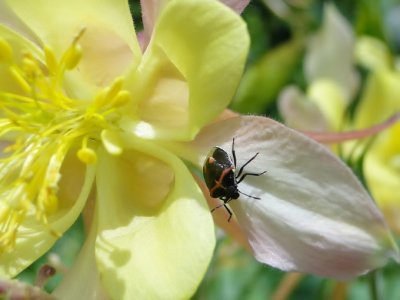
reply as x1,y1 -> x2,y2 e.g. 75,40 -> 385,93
303,112 -> 400,144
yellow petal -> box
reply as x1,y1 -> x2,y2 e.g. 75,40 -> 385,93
307,79 -> 347,130
352,61 -> 400,233
4,0 -> 141,86
0,154 -> 96,277
364,123 -> 400,208
125,0 -> 249,140
95,137 -> 215,299
355,36 -> 392,71
355,70 -> 400,127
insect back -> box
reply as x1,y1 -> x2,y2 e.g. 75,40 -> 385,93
203,147 -> 239,200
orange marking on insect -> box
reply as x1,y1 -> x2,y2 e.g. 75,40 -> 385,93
209,166 -> 234,196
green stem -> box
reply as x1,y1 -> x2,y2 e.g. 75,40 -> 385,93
369,270 -> 384,300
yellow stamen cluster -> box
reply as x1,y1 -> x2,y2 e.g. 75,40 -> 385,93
0,30 -> 131,253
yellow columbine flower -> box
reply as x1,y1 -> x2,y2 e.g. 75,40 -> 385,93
0,0 -> 248,298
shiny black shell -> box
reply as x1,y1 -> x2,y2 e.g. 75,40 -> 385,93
203,147 -> 239,200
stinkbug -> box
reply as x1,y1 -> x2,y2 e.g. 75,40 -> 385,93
203,138 -> 266,221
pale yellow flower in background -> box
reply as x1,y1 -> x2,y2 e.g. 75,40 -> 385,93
353,36 -> 400,231
278,3 -> 400,232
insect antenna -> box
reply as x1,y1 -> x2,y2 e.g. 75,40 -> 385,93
231,138 -> 237,167
238,189 -> 261,200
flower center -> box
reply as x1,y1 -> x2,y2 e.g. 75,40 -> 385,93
0,29 -> 131,253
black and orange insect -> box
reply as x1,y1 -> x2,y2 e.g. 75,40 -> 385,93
203,138 -> 266,221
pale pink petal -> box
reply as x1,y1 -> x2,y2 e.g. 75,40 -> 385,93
136,30 -> 147,52
220,0 -> 250,13
140,0 -> 167,50
177,115 -> 399,279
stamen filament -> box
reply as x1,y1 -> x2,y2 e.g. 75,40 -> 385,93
9,66 -> 32,94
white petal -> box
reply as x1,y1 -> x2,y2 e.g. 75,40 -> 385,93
181,115 -> 399,279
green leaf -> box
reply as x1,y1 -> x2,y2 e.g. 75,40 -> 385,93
231,38 -> 304,114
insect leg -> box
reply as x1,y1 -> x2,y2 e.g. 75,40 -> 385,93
237,171 -> 267,184
210,203 -> 233,222
210,203 -> 225,212
236,152 -> 259,179
224,204 -> 233,222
